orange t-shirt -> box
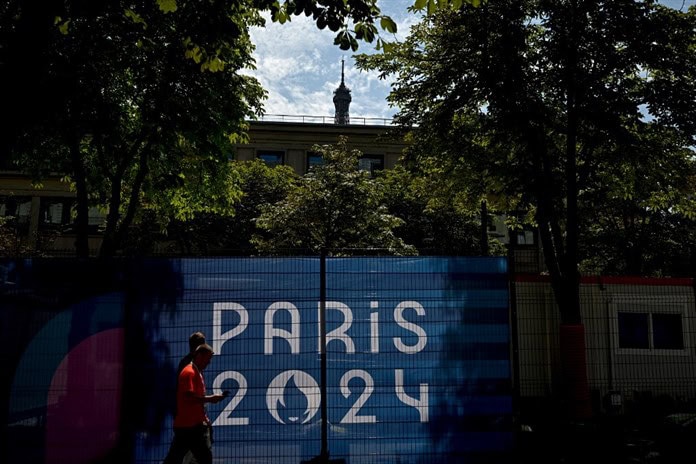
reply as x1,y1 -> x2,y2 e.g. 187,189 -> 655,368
173,363 -> 208,428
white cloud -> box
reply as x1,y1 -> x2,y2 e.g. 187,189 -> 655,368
248,1 -> 414,120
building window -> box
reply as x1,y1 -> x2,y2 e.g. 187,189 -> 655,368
515,230 -> 536,246
617,311 -> 684,351
257,150 -> 285,167
1,196 -> 31,219
653,314 -> 684,350
617,312 -> 650,349
39,198 -> 73,229
487,216 -> 497,232
1,196 -> 32,225
359,154 -> 384,175
306,152 -> 324,172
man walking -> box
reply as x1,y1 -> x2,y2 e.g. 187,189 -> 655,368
163,344 -> 224,464
177,332 -> 206,376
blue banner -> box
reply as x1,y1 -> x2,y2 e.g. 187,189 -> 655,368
2,257 -> 512,463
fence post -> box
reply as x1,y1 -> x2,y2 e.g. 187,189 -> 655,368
508,248 -> 521,422
319,248 -> 328,460
302,248 -> 347,463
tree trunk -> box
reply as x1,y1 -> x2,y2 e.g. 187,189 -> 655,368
99,164 -> 125,259
99,142 -> 150,258
69,135 -> 90,258
480,199 -> 489,256
114,148 -> 149,251
556,0 -> 591,418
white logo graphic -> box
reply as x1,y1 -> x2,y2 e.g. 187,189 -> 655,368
266,370 -> 320,424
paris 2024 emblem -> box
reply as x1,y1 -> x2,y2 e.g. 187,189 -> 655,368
266,370 -> 320,424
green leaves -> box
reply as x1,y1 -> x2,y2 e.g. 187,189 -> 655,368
7,0 -> 270,256
156,0 -> 178,14
355,22 -> 376,42
54,17 -> 71,35
124,9 -> 147,30
380,17 -> 397,34
334,30 -> 360,51
364,0 -> 696,279
413,0 -> 428,11
253,137 -> 416,255
412,0 -> 483,14
264,1 -> 393,52
6,0 -> 404,256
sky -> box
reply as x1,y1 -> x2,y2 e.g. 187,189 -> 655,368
247,0 -> 695,122
247,0 -> 416,122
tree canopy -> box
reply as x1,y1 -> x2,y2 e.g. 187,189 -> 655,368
356,0 -> 696,421
253,137 -> 416,255
145,159 -> 298,255
379,163 -> 502,256
358,0 -> 696,322
0,0 -> 395,257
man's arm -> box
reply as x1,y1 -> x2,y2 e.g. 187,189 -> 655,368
183,391 -> 225,404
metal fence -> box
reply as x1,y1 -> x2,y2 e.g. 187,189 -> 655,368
2,256 -> 512,464
3,256 -> 695,463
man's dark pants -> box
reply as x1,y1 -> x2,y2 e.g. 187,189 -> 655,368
163,424 -> 212,464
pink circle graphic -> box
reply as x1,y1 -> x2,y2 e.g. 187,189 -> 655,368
45,328 -> 124,464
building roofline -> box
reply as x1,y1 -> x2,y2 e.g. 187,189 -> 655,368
248,114 -> 398,127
